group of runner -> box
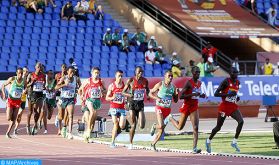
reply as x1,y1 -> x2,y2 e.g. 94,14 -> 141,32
1,62 -> 244,153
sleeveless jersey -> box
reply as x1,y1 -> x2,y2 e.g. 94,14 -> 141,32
45,78 -> 56,99
130,77 -> 148,101
9,77 -> 24,100
110,82 -> 125,109
60,76 -> 77,99
156,81 -> 175,108
222,78 -> 239,104
31,72 -> 45,92
184,79 -> 202,105
85,78 -> 103,99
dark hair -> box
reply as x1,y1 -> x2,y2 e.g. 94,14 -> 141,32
61,63 -> 67,67
164,69 -> 172,75
116,70 -> 123,74
191,66 -> 200,72
92,67 -> 100,71
69,58 -> 74,63
68,66 -> 75,71
17,67 -> 23,71
47,70 -> 53,74
135,66 -> 143,71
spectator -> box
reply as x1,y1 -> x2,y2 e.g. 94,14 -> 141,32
25,0 -> 43,13
196,58 -> 205,77
61,1 -> 75,20
131,28 -> 147,52
145,46 -> 157,64
112,28 -> 121,46
232,57 -> 240,73
69,58 -> 79,77
36,0 -> 46,12
148,36 -> 158,50
268,10 -> 277,26
121,35 -> 130,53
88,0 -> 97,14
102,28 -> 112,46
45,0 -> 56,7
172,60 -> 182,78
80,0 -> 90,13
202,43 -> 217,63
261,58 -> 274,75
204,57 -> 218,77
246,0 -> 255,13
74,1 -> 87,21
12,0 -> 27,6
154,46 -> 168,64
122,29 -> 130,40
273,62 -> 279,75
95,5 -> 104,20
186,60 -> 195,76
170,52 -> 182,65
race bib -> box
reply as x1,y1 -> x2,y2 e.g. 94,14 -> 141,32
159,97 -> 172,108
33,82 -> 44,92
61,89 -> 75,98
46,91 -> 56,99
225,96 -> 237,103
133,89 -> 145,101
191,87 -> 200,100
113,93 -> 124,104
90,88 -> 101,99
11,88 -> 23,99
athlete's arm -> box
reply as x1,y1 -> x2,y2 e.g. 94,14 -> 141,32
145,79 -> 150,100
180,80 -> 193,99
1,77 -> 13,99
148,82 -> 162,102
100,80 -> 107,97
105,84 -> 115,101
173,87 -> 179,103
77,77 -> 82,89
214,79 -> 236,97
122,78 -> 132,98
55,76 -> 67,90
78,79 -> 88,97
26,73 -> 33,88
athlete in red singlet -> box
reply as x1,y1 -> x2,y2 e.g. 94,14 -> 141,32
168,66 -> 206,153
206,67 -> 244,153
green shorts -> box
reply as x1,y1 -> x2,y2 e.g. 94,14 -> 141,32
58,98 -> 75,109
85,98 -> 102,110
45,98 -> 56,108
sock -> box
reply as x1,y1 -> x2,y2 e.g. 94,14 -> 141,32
206,138 -> 211,143
232,138 -> 237,144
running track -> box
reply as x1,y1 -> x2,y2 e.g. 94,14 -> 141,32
0,112 -> 278,165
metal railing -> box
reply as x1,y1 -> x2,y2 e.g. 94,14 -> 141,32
127,0 -> 263,75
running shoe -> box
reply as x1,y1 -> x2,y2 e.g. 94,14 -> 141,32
5,133 -> 11,139
150,123 -> 156,136
110,142 -> 116,148
127,144 -> 133,150
67,133 -> 73,140
14,129 -> 18,135
231,142 -> 240,152
26,126 -> 31,135
44,130 -> 48,134
39,122 -> 43,130
83,131 -> 90,143
31,127 -> 38,135
54,115 -> 59,128
151,144 -> 157,152
164,114 -> 173,125
61,127 -> 67,138
192,147 -> 202,154
205,139 -> 211,153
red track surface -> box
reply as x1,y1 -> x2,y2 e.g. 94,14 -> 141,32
0,111 -> 278,165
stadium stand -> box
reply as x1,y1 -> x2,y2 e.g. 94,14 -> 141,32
0,0 -> 169,77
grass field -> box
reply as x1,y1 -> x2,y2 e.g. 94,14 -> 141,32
95,132 -> 279,156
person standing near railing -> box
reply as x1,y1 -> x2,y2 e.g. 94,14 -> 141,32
261,58 -> 274,75
232,57 -> 240,73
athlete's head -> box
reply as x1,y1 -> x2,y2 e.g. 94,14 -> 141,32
35,62 -> 42,73
61,64 -> 67,73
135,66 -> 143,78
115,70 -> 123,82
47,70 -> 54,80
16,67 -> 23,80
192,66 -> 200,80
164,70 -> 173,83
91,67 -> 100,79
23,67 -> 29,78
67,66 -> 75,78
230,67 -> 239,80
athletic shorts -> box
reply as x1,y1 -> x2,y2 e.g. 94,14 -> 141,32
7,98 -> 22,109
81,105 -> 89,113
58,98 -> 75,109
29,92 -> 44,104
155,106 -> 171,119
129,100 -> 144,117
179,102 -> 198,116
20,101 -> 26,110
45,98 -> 56,108
85,98 -> 102,110
218,102 -> 238,116
109,108 -> 126,117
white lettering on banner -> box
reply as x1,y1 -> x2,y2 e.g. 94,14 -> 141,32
201,82 -> 214,97
244,80 -> 279,96
259,81 -> 264,95
238,85 -> 243,96
272,84 -> 279,95
264,84 -> 272,95
245,80 -> 253,95
252,84 -> 260,95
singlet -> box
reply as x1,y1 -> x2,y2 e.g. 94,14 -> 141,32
110,82 -> 125,109
156,81 -> 175,108
221,78 -> 240,104
130,77 -> 148,101
85,78 -> 103,99
60,76 -> 77,99
9,77 -> 24,100
31,72 -> 45,93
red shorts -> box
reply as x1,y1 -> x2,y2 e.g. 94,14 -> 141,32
218,102 -> 238,116
7,98 -> 22,109
155,106 -> 171,119
179,102 -> 198,116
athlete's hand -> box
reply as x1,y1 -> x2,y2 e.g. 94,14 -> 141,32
236,96 -> 240,102
227,91 -> 237,97
193,92 -> 201,97
1,91 -> 6,100
200,93 -> 206,98
64,79 -> 70,86
111,93 -> 116,100
146,95 -> 151,101
175,88 -> 180,94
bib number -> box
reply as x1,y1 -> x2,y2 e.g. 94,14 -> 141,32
46,91 -> 56,99
33,82 -> 44,92
91,88 -> 101,99
225,96 -> 237,103
159,98 -> 172,108
133,89 -> 145,101
113,93 -> 124,104
191,87 -> 200,100
11,88 -> 23,99
61,90 -> 75,98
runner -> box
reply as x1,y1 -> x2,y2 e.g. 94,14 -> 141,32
1,67 -> 27,138
14,67 -> 29,134
106,70 -> 130,148
205,67 -> 244,153
55,66 -> 81,139
39,70 -> 57,134
26,62 -> 46,135
168,66 -> 206,153
122,66 -> 150,149
78,67 -> 106,142
149,70 -> 179,151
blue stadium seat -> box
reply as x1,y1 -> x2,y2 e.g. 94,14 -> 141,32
18,59 -> 27,66
104,20 -> 112,27
110,52 -> 118,58
84,46 -> 92,52
0,7 -> 9,14
76,34 -> 85,40
0,27 -> 5,34
16,20 -> 24,27
10,7 -> 17,13
145,64 -> 153,71
0,66 -> 7,72
154,64 -> 162,70
110,59 -> 118,65
69,27 -> 76,33
67,40 -> 75,46
86,27 -> 94,34
84,40 -> 93,46
11,46 -> 20,54
87,21 -> 94,27
46,66 -> 54,71
8,66 -> 17,72
15,27 -> 23,33
34,20 -> 42,27
95,20 -> 103,27
48,46 -> 56,53
88,14 -> 95,20
17,13 -> 25,20
69,21 -> 77,27
28,59 -> 37,66
58,40 -> 66,46
78,20 -> 86,27
39,47 -> 48,53
162,63 -> 171,70
43,20 -> 51,27
44,13 -> 52,20
4,34 -> 13,40
111,46 -> 119,52
41,33 -> 49,40
66,46 -> 75,53
30,47 -> 39,54
154,70 -> 162,77
119,60 -> 127,65
47,53 -> 56,59
57,46 -> 66,53
9,59 -> 18,65
93,53 -> 101,59
104,13 -> 112,20
25,20 -> 33,27
55,59 -> 64,65
22,40 -> 31,46
52,20 -> 60,27
60,27 -> 68,33
45,7 -> 52,14
136,52 -> 144,59
60,20 -> 68,27
18,6 -> 26,14
74,52 -> 83,59
7,20 -> 16,27
40,40 -> 48,47
42,27 -> 50,34
52,13 -> 60,20
3,40 -> 12,46
0,52 -> 10,60
100,59 -> 109,65
51,27 -> 59,34
35,14 -> 43,20
13,40 -> 21,46
29,53 -> 38,59
39,54 -> 47,60
21,47 -> 29,53
23,27 -> 32,34
33,27 -> 41,34
93,46 -> 101,53
0,20 -> 7,27
145,71 -> 153,77
94,27 -> 103,34
8,13 -> 17,20
2,0 -> 9,7
82,59 -> 91,65
56,53 -> 65,59
102,46 -> 110,52
0,13 -> 8,20
75,46 -> 83,53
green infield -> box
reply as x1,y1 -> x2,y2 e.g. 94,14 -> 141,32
94,132 -> 279,156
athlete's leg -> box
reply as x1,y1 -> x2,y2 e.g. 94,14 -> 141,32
42,102 -> 48,132
209,113 -> 226,140
66,104 -> 74,135
86,101 -> 97,133
14,108 -> 24,133
111,115 -> 119,144
6,107 -> 19,137
57,104 -> 65,135
27,101 -> 33,132
47,105 -> 54,120
6,106 -> 13,137
129,110 -> 137,144
138,110 -> 146,129
119,114 -> 126,130
152,112 -> 165,146
189,110 -> 199,149
170,113 -> 188,130
230,110 -> 244,139
33,98 -> 43,132
38,100 -> 46,129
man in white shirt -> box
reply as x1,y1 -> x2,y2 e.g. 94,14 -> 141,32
81,0 -> 89,12
145,46 -> 157,64
273,62 -> 279,75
